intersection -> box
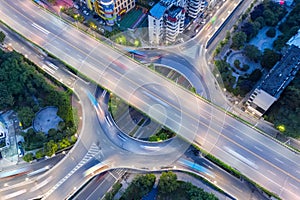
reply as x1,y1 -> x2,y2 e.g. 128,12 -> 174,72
0,0 -> 299,199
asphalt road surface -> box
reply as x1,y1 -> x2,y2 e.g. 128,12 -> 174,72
0,0 -> 299,199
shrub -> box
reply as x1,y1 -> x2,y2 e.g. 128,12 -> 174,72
266,27 -> 276,38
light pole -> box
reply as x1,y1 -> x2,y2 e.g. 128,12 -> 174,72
59,6 -> 63,18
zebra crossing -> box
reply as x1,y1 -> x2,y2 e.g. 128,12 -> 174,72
42,143 -> 101,199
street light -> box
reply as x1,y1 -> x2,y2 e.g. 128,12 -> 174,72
59,6 -> 63,18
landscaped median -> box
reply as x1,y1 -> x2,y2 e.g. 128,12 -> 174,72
192,144 -> 282,200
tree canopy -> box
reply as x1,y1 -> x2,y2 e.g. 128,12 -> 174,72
231,32 -> 247,50
260,49 -> 281,69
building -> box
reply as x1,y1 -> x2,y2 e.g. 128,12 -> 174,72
148,0 -> 206,44
273,0 -> 294,6
246,45 -> 300,117
86,0 -> 136,26
148,2 -> 168,44
287,29 -> 300,48
166,5 -> 185,42
187,0 -> 206,18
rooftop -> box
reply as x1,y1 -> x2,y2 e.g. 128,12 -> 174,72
260,45 -> 300,98
150,2 -> 168,19
167,5 -> 183,18
250,89 -> 277,112
287,29 -> 300,48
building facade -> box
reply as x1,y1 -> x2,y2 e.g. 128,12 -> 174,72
246,45 -> 300,117
148,0 -> 206,44
187,0 -> 206,18
86,0 -> 136,26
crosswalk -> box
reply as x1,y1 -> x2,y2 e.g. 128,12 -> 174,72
42,143 -> 101,199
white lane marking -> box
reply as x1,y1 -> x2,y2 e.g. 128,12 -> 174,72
234,134 -> 244,141
4,189 -> 27,199
30,176 -> 52,192
108,171 -> 118,180
274,157 -> 284,164
31,23 -> 49,35
267,170 -> 277,176
42,65 -> 55,74
289,183 -> 299,189
254,146 -> 263,152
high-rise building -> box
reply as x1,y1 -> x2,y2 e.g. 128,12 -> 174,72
86,0 -> 136,26
165,5 -> 185,43
148,0 -> 204,44
187,0 -> 206,18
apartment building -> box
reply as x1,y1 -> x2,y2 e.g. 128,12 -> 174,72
86,0 -> 135,26
148,0 -> 206,44
187,0 -> 206,18
166,5 -> 185,43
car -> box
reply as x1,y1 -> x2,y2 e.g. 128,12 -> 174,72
83,10 -> 89,16
73,4 -> 79,9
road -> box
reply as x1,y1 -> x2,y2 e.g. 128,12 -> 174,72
0,0 -> 300,199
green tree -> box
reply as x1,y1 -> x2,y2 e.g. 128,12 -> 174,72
263,9 -> 277,26
17,107 -> 35,128
47,0 -> 57,4
266,27 -> 276,38
248,69 -> 262,82
158,171 -> 179,194
23,153 -> 34,162
243,45 -> 261,62
234,59 -> 241,68
35,149 -> 45,159
59,138 -> 71,149
261,49 -> 281,69
44,140 -> 58,157
231,31 -> 247,50
121,174 -> 155,200
0,31 -> 5,43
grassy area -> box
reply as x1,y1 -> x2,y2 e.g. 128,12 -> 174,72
108,94 -> 128,120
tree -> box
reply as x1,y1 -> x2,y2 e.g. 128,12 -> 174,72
254,16 -> 265,28
241,22 -> 259,41
261,49 -> 281,69
266,27 -> 276,38
158,171 -> 179,194
250,4 -> 264,21
59,138 -> 71,149
263,9 -> 277,26
248,69 -> 262,82
23,153 -> 34,162
231,31 -> 247,50
88,20 -> 97,30
17,107 -> 35,128
44,140 -> 58,157
243,45 -> 261,62
0,31 -> 5,43
47,0 -> 56,4
35,149 -> 44,159
234,59 -> 241,68
120,174 -> 155,200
